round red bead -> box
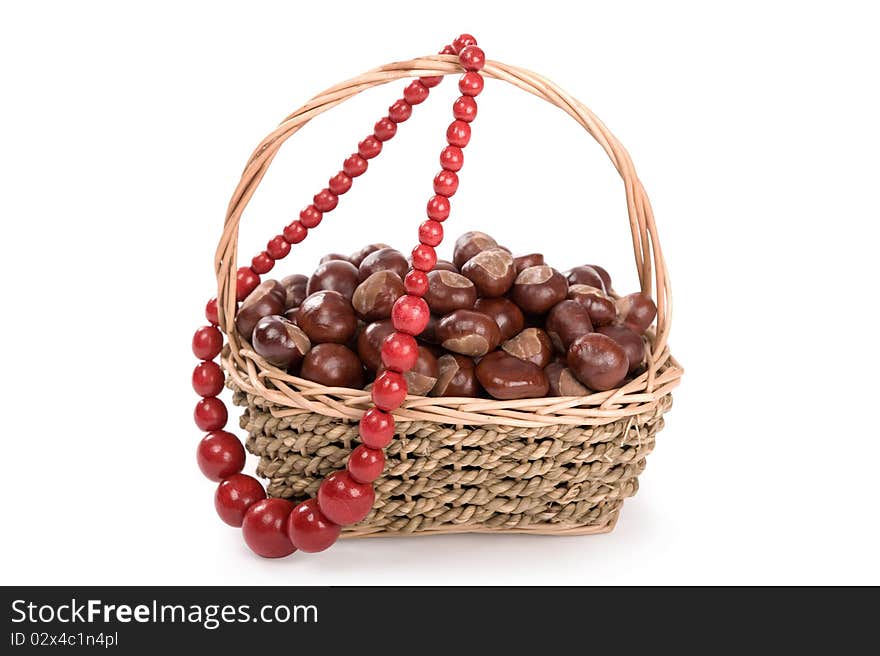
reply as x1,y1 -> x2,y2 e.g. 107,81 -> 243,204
447,120 -> 471,148
452,34 -> 477,53
214,473 -> 266,527
299,205 -> 323,228
374,117 -> 397,142
205,298 -> 219,326
313,188 -> 338,212
426,195 -> 451,221
380,332 -> 419,372
283,220 -> 307,244
440,44 -> 457,55
459,45 -> 486,71
372,370 -> 408,411
267,235 -> 290,260
329,171 -> 352,195
404,269 -> 429,297
251,251 -> 274,275
392,294 -> 430,335
452,96 -> 478,122
440,145 -> 464,172
358,136 -> 382,159
236,267 -> 260,301
418,219 -> 444,247
388,99 -> 412,123
242,498 -> 296,558
196,430 -> 245,482
403,80 -> 429,105
192,360 -> 225,397
459,72 -> 484,97
433,170 -> 459,197
192,325 -> 223,360
194,397 -> 228,431
343,154 -> 368,177
411,244 -> 437,272
359,408 -> 395,448
317,471 -> 375,526
286,499 -> 341,553
419,74 -> 442,89
348,445 -> 385,484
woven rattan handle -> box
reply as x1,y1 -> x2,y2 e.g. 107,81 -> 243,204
215,55 -> 673,357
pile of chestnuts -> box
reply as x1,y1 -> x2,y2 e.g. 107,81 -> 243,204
235,232 -> 657,400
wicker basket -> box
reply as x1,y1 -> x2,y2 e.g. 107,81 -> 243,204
215,54 -> 683,539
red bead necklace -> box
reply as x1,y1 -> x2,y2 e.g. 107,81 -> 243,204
192,34 -> 485,558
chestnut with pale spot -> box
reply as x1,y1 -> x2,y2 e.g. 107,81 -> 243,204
615,293 -> 657,334
235,279 -> 286,341
474,297 -> 524,341
565,265 -> 607,293
280,274 -> 308,310
546,300 -> 594,353
513,253 -> 544,274
436,309 -> 501,357
475,351 -> 549,400
424,270 -> 477,314
252,315 -> 311,369
501,327 -> 554,368
510,265 -> 568,314
568,284 -> 616,327
545,362 -> 589,396
358,247 -> 409,281
381,346 -> 438,396
351,271 -> 405,321
431,353 -> 482,397
461,248 -> 516,297
452,230 -> 498,268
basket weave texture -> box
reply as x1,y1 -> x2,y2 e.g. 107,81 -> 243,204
216,55 -> 683,538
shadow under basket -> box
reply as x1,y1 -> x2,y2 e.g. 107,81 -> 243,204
215,54 -> 684,539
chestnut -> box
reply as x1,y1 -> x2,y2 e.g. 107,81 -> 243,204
587,264 -> 612,291
598,324 -> 645,374
545,362 -> 589,397
546,300 -> 594,353
565,265 -> 607,293
356,319 -> 395,372
615,293 -> 657,334
501,327 -> 554,368
510,265 -> 568,314
319,253 -> 352,265
475,351 -> 549,400
513,253 -> 544,274
473,297 -> 524,341
567,333 -> 628,391
235,279 -> 286,340
419,314 -> 441,345
424,270 -> 477,314
432,354 -> 482,397
297,290 -> 358,344
381,346 -> 438,396
452,231 -> 498,268
280,274 -> 308,310
436,309 -> 502,357
307,259 -> 360,300
461,248 -> 516,297
358,247 -> 408,281
568,284 -> 616,326
252,315 -> 311,369
300,343 -> 364,388
348,243 -> 391,268
433,259 -> 459,273
351,271 -> 405,321
283,307 -> 299,325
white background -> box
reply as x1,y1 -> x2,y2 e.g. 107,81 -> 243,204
1,1 -> 877,585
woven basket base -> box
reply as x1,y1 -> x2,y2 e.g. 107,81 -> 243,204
234,388 -> 671,539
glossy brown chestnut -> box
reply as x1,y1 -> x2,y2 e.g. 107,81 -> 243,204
501,327 -> 554,368
510,265 -> 568,315
235,279 -> 286,341
597,324 -> 645,374
587,264 -> 612,291
419,314 -> 441,345
546,300 -> 594,353
615,293 -> 657,334
567,284 -> 616,326
381,346 -> 438,396
566,333 -> 629,391
433,259 -> 459,273
252,315 -> 311,369
565,265 -> 607,293
351,271 -> 405,321
436,309 -> 501,357
423,270 -> 477,314
348,243 -> 391,268
307,259 -> 360,300
513,253 -> 544,274
300,343 -> 364,388
452,231 -> 498,268
473,297 -> 524,341
475,351 -> 549,400
280,274 -> 308,310
431,354 -> 482,397
297,290 -> 358,344
544,362 -> 589,396
358,247 -> 409,281
283,307 -> 299,325
461,248 -> 516,297
356,319 -> 395,372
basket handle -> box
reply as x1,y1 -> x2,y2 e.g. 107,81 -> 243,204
215,55 -> 673,359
